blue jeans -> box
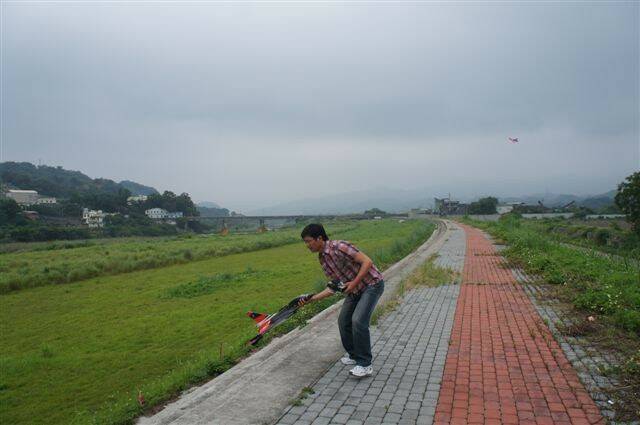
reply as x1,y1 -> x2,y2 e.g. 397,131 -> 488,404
338,280 -> 384,367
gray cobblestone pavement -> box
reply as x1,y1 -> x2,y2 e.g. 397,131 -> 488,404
432,223 -> 466,275
274,222 -> 466,425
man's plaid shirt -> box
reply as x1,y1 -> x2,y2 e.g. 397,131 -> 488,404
319,240 -> 383,293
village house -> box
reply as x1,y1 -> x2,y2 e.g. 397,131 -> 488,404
82,208 -> 107,228
4,189 -> 57,206
6,189 -> 39,205
127,195 -> 148,205
145,207 -> 168,219
36,196 -> 57,205
497,202 -> 525,215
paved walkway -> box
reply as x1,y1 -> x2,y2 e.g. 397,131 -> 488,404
276,222 -> 607,425
433,224 -> 604,425
275,222 -> 467,425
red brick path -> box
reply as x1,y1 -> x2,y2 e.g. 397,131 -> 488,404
434,224 -> 604,425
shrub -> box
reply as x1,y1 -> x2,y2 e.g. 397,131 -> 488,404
574,287 -> 621,314
613,310 -> 640,333
594,228 -> 611,246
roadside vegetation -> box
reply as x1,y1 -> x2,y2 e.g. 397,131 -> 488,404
0,219 -> 434,425
521,217 -> 638,259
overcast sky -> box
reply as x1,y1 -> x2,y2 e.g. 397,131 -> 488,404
2,1 -> 638,212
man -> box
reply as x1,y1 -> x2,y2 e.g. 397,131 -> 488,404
299,223 -> 384,377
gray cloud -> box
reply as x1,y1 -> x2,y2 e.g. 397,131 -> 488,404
2,2 -> 638,211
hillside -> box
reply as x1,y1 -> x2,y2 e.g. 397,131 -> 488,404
0,162 -> 150,199
0,162 -> 126,198
119,180 -> 159,196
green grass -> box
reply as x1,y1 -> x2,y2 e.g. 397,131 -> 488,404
520,217 -> 639,259
291,386 -> 315,406
0,223 -> 358,293
400,254 -> 459,290
0,219 -> 434,425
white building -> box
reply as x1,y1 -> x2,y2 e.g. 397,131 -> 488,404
6,190 -> 39,205
127,195 -> 148,205
496,205 -> 514,215
497,202 -> 524,215
82,208 -> 107,228
145,208 -> 184,220
36,197 -> 57,205
146,208 -> 168,219
166,211 -> 183,219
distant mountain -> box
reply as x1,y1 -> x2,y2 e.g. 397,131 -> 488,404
119,180 -> 158,196
500,193 -> 581,207
578,190 -> 618,210
0,161 -> 124,198
500,190 -> 617,209
248,187 -> 619,216
197,205 -> 230,217
248,188 -> 434,215
196,201 -> 229,217
0,161 -> 163,199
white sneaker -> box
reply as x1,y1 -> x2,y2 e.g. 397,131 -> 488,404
340,354 -> 356,365
349,365 -> 373,377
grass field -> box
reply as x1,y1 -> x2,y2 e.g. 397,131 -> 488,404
0,224 -> 359,293
0,219 -> 434,425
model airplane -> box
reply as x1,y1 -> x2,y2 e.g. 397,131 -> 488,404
246,293 -> 315,345
246,280 -> 349,345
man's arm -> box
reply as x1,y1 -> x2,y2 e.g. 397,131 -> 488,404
343,251 -> 373,294
299,288 -> 334,306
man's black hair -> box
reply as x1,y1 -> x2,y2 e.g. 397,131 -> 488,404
300,223 -> 329,241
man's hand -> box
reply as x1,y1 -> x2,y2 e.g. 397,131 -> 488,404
297,294 -> 314,307
343,280 -> 360,295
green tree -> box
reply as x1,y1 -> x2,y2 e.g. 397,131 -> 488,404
60,200 -> 83,217
175,192 -> 198,216
615,172 -> 640,234
161,191 -> 177,212
142,191 -> 197,216
364,208 -> 388,217
0,198 -> 24,225
30,203 -> 65,217
468,196 -> 498,214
